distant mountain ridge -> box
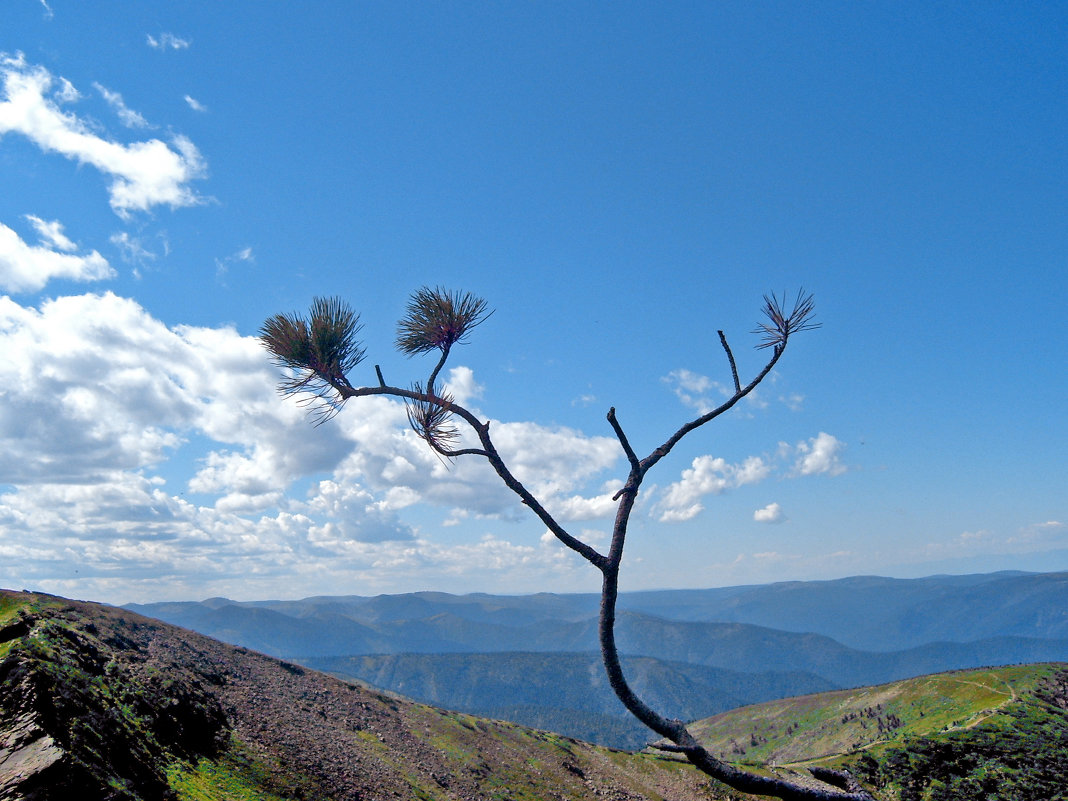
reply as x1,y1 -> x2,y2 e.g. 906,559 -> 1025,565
129,569 -> 1068,652
125,570 -> 1068,749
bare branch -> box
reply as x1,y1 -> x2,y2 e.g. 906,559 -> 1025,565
718,330 -> 741,394
607,407 -> 641,474
644,291 -> 819,473
642,342 -> 784,473
260,289 -> 862,800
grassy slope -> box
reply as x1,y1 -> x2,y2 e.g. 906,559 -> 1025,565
688,664 -> 1059,766
684,663 -> 1068,801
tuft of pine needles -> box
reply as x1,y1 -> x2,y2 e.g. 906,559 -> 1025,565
396,287 -> 491,356
405,382 -> 460,455
259,296 -> 365,423
753,290 -> 820,350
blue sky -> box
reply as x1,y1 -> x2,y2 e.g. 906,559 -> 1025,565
0,2 -> 1064,604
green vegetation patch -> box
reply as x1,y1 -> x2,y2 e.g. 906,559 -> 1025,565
688,664 -> 1060,767
167,739 -> 308,801
0,593 -> 26,624
845,668 -> 1068,800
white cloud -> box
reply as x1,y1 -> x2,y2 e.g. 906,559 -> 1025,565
214,246 -> 254,280
546,485 -> 619,521
656,454 -> 770,522
109,231 -> 158,269
0,293 -> 631,601
305,480 -> 415,543
442,365 -> 483,405
54,77 -> 80,103
328,396 -> 623,524
94,82 -> 151,129
0,220 -> 113,292
184,95 -> 207,113
0,54 -> 206,217
662,368 -> 725,414
792,432 -> 847,476
754,502 -> 785,523
146,33 -> 190,51
1007,520 -> 1067,549
654,431 -> 847,523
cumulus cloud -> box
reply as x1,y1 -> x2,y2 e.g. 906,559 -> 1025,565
792,432 -> 846,476
0,292 -> 350,487
654,431 -> 849,522
146,33 -> 190,51
754,502 -> 785,523
328,397 -> 623,524
305,480 -> 415,543
0,53 -> 206,217
0,220 -> 113,292
0,293 -> 630,600
656,455 -> 770,522
442,365 -> 483,405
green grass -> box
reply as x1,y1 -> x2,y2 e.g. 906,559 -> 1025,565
167,739 -> 311,801
0,594 -> 25,624
688,664 -> 1060,767
680,664 -> 1068,800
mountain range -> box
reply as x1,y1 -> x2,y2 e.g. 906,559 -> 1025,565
5,587 -> 1067,800
125,570 -> 1068,750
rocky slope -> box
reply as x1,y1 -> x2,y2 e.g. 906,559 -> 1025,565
0,589 -> 727,800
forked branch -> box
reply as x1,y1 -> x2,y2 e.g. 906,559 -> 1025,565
261,288 -> 869,800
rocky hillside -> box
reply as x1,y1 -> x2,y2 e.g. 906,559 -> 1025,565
0,589 -> 731,801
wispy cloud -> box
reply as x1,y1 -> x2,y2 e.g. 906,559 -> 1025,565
94,82 -> 151,129
214,246 -> 254,281
662,368 -> 726,415
0,53 -> 206,217
184,94 -> 207,113
25,214 -> 77,251
109,232 -> 159,277
146,33 -> 190,51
